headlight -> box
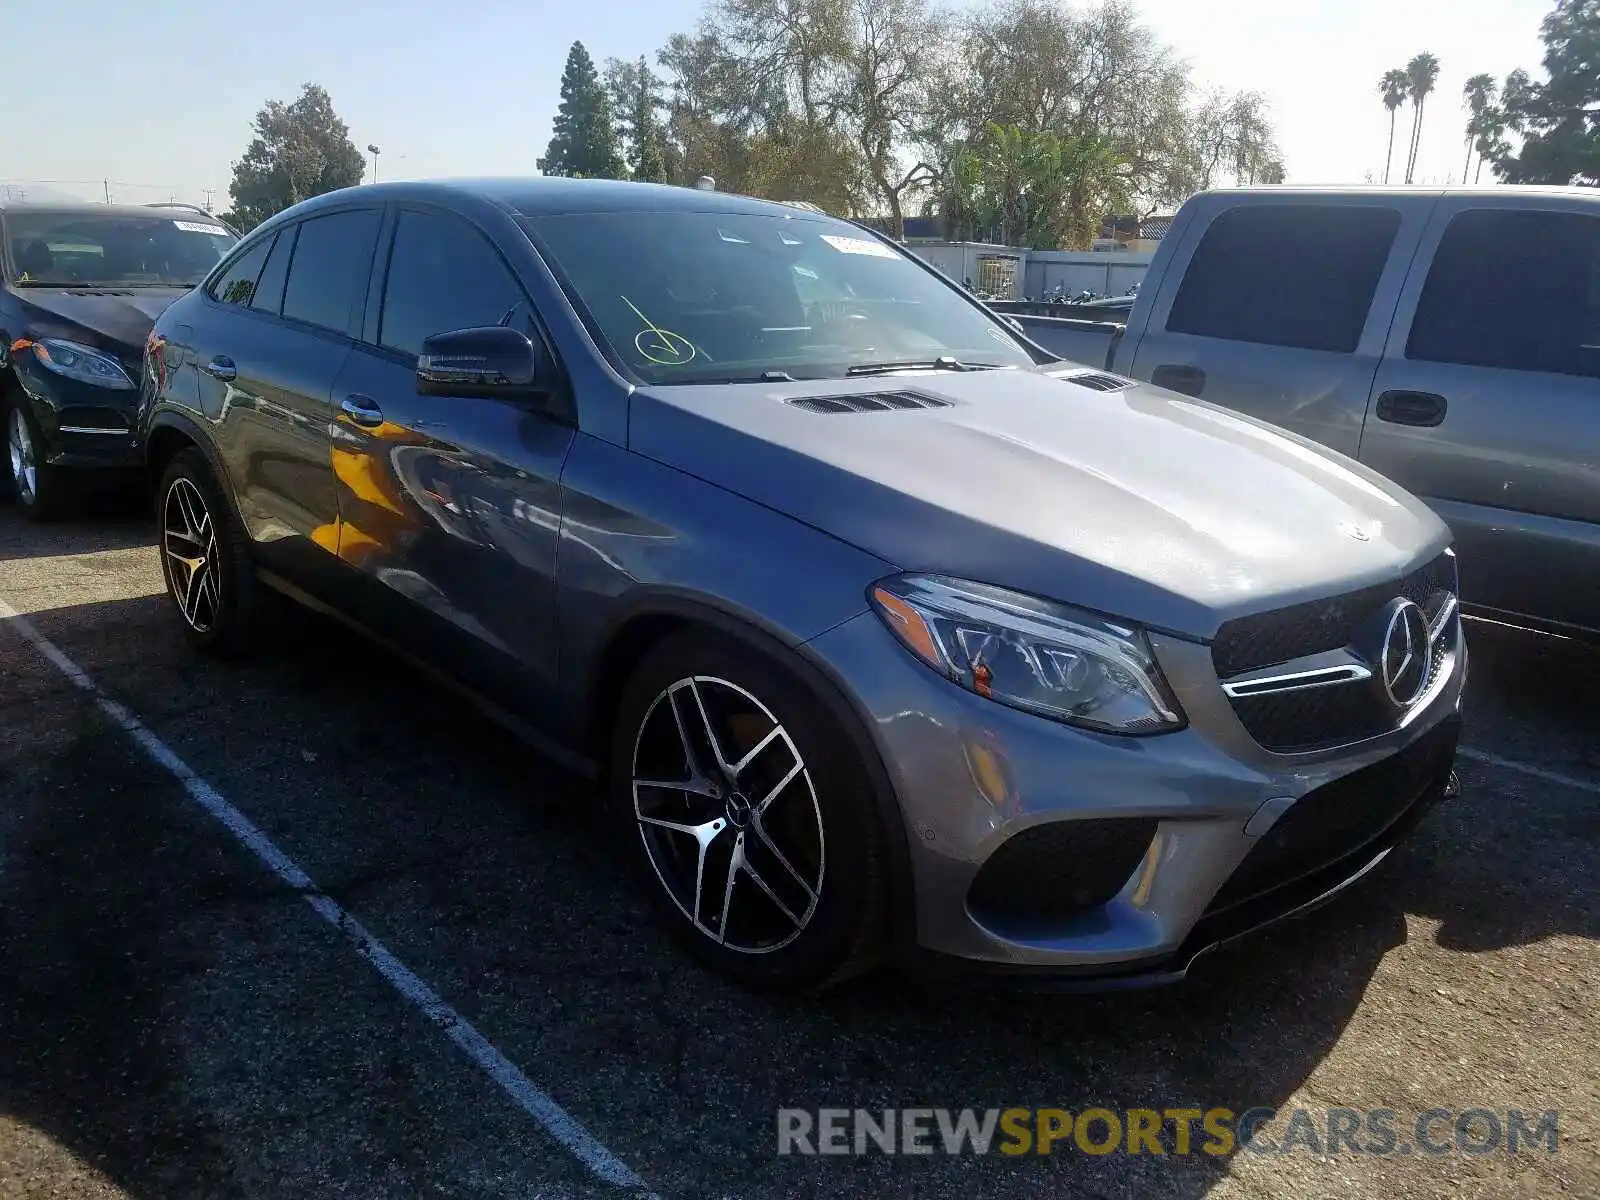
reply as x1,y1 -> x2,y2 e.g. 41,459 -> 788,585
22,338 -> 136,390
869,574 -> 1185,734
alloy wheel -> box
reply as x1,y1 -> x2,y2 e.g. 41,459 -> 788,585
631,675 -> 825,953
162,476 -> 222,633
8,408 -> 36,505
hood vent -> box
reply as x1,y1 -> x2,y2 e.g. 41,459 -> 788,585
1065,372 -> 1132,392
786,390 -> 953,415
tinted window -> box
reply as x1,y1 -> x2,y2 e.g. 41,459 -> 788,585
1409,209 -> 1600,380
9,210 -> 235,289
525,211 -> 1035,384
251,227 -> 294,314
380,211 -> 526,357
1166,205 -> 1401,353
281,210 -> 381,336
208,237 -> 272,306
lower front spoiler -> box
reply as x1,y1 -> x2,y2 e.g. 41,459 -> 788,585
903,767 -> 1461,995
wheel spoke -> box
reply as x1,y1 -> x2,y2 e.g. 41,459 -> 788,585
665,685 -> 709,782
634,776 -> 719,798
715,834 -> 744,944
730,724 -> 783,780
737,842 -> 804,927
637,814 -> 726,928
754,760 -> 804,816
180,559 -> 207,624
750,813 -> 818,904
686,679 -> 734,775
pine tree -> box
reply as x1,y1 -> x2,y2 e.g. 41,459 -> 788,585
539,42 -> 624,179
629,61 -> 670,183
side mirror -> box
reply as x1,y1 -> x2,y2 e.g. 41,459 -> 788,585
416,326 -> 551,399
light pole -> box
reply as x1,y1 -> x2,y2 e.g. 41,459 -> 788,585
367,144 -> 381,184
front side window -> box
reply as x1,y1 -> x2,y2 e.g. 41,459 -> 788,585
8,211 -> 236,289
380,211 -> 527,358
1408,209 -> 1600,380
1166,204 -> 1401,354
281,210 -> 382,336
523,210 -> 1035,383
208,236 -> 272,307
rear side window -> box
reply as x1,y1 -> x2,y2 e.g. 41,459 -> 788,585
281,210 -> 381,336
1408,209 -> 1600,380
208,237 -> 272,306
251,227 -> 294,315
1166,205 -> 1401,353
379,210 -> 526,358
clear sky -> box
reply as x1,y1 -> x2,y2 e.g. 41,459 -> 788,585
0,0 -> 1556,210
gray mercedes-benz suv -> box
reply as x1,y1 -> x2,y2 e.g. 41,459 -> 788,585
138,179 -> 1465,992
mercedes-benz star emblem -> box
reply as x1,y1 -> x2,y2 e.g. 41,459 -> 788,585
1379,599 -> 1431,706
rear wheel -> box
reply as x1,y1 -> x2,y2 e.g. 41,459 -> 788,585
609,630 -> 889,992
156,448 -> 270,655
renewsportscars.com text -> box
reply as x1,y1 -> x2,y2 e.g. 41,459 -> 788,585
776,1107 -> 1560,1157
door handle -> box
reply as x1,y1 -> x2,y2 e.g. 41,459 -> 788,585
202,356 -> 236,382
1374,390 -> 1447,427
340,394 -> 384,428
1151,363 -> 1205,397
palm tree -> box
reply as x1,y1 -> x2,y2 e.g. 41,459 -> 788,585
1403,53 -> 1441,184
1379,69 -> 1410,184
1461,73 -> 1498,183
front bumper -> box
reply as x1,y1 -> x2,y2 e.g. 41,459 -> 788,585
803,604 -> 1467,981
12,361 -> 144,470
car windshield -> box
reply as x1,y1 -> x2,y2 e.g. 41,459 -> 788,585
7,211 -> 237,288
523,209 -> 1037,383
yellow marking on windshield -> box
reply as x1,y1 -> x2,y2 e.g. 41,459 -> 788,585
621,294 -> 697,367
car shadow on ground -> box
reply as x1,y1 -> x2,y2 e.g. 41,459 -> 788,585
0,589 -> 1591,1198
0,495 -> 153,562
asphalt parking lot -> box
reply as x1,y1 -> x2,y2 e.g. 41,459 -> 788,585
0,503 -> 1595,1200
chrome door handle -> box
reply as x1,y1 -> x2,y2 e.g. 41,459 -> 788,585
340,394 -> 384,427
203,356 -> 236,382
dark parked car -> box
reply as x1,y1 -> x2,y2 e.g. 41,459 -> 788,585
1,202 -> 237,517
139,179 -> 1464,992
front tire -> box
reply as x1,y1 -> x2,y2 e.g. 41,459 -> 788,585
6,397 -> 65,520
156,448 -> 269,655
609,630 -> 889,992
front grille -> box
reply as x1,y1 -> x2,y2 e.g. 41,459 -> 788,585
1229,685 -> 1395,753
1211,552 -> 1457,678
967,818 -> 1157,927
1208,716 -> 1460,912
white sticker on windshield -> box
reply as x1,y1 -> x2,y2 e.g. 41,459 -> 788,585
173,220 -> 229,236
820,234 -> 897,259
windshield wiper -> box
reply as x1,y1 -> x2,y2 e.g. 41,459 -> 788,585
845,356 -> 1001,377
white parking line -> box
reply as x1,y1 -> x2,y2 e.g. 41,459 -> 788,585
1457,746 -> 1600,796
0,598 -> 655,1196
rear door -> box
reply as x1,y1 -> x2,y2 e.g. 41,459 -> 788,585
193,207 -> 381,586
1127,195 -> 1430,457
329,204 -> 576,721
1359,197 -> 1600,633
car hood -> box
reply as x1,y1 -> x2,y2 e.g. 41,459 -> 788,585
628,369 -> 1452,639
16,287 -> 189,356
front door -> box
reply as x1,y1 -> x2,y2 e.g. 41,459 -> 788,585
329,205 -> 576,721
1358,198 -> 1600,633
1126,195 -> 1429,458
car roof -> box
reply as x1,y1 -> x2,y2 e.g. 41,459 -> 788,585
0,201 -> 229,222
276,177 -> 832,223
1200,184 -> 1599,202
